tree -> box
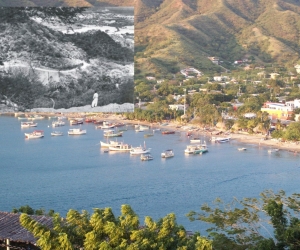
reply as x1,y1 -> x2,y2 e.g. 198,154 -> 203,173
20,205 -> 212,250
187,190 -> 300,250
284,122 -> 300,141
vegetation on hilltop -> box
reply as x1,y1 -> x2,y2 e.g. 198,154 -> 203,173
134,0 -> 300,76
67,30 -> 133,62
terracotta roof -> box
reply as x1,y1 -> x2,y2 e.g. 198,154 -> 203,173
0,212 -> 53,243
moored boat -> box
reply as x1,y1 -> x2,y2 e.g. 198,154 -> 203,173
140,153 -> 153,161
68,128 -> 87,135
211,136 -> 230,143
27,115 -> 44,120
103,130 -> 123,137
109,143 -> 132,151
52,121 -> 65,127
161,130 -> 175,135
130,145 -> 151,155
190,138 -> 201,143
25,130 -> 44,139
51,131 -> 63,136
161,149 -> 174,158
21,121 -> 37,128
238,148 -> 247,151
100,140 -> 122,147
193,144 -> 208,155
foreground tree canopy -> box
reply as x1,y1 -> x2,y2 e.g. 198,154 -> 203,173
20,204 -> 212,250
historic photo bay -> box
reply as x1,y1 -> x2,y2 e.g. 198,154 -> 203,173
0,7 -> 134,113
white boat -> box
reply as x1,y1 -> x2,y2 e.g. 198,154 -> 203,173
21,121 -> 37,127
27,115 -> 44,120
211,136 -> 230,143
68,129 -> 87,135
184,145 -> 199,154
24,130 -> 44,139
109,143 -> 132,151
52,121 -> 65,127
103,130 -> 123,137
193,144 -> 208,155
100,140 -> 121,147
140,153 -> 153,161
238,148 -> 247,151
161,149 -> 174,158
268,148 -> 279,153
184,143 -> 208,154
130,146 -> 151,155
96,123 -> 115,129
190,138 -> 201,143
17,116 -> 28,120
140,125 -> 149,130
51,131 -> 63,136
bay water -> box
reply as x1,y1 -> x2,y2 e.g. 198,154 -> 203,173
1,115 -> 300,232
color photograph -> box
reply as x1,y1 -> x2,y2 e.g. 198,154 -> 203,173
2,1 -> 300,250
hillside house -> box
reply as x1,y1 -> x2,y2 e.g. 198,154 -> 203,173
213,76 -> 225,82
146,76 -> 156,81
169,104 -> 187,111
261,102 -> 293,120
180,67 -> 202,78
270,73 -> 280,80
208,57 -> 220,65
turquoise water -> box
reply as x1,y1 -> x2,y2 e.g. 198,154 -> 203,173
1,115 -> 300,232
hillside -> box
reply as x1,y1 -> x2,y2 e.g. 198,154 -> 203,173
0,7 -> 134,110
134,0 -> 300,76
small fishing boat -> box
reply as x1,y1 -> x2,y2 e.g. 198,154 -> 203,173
100,140 -> 122,147
238,148 -> 247,151
21,121 -> 37,128
130,143 -> 151,155
109,143 -> 132,151
190,138 -> 201,143
144,133 -> 154,138
161,149 -> 174,158
27,115 -> 44,120
193,144 -> 208,155
161,130 -> 175,135
103,130 -> 123,137
52,121 -> 65,127
25,130 -> 44,139
268,148 -> 279,153
184,143 -> 208,154
85,118 -> 95,123
68,128 -> 87,135
211,137 -> 230,143
17,116 -> 28,120
140,153 -> 153,161
51,131 -> 63,136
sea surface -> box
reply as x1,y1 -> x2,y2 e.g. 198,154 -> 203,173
1,115 -> 300,233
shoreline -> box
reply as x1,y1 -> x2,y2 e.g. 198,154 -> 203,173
2,110 -> 300,153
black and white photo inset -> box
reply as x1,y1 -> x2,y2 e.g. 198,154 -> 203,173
0,7 -> 134,113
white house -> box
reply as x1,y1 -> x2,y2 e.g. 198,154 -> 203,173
169,104 -> 186,111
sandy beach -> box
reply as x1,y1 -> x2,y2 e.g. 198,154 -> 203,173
2,106 -> 300,153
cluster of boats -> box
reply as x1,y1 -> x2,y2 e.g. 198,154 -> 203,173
100,140 -> 175,161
